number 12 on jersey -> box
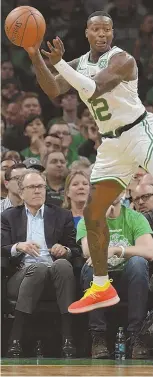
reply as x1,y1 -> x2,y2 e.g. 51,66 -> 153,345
88,98 -> 112,121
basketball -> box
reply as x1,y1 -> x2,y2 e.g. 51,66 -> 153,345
4,6 -> 46,48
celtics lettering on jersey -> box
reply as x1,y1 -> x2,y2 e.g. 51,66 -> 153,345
77,46 -> 145,134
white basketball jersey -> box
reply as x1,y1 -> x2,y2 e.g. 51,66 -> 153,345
76,46 -> 145,134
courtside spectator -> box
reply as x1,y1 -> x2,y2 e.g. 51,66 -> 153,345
63,170 -> 90,228
131,183 -> 153,213
2,170 -> 80,358
0,163 -> 27,212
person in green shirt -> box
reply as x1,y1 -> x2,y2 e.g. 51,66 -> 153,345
77,193 -> 153,359
21,115 -> 46,160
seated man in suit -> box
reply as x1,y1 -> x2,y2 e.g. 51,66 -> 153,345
1,170 -> 80,357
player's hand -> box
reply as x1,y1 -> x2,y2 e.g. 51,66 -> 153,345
16,241 -> 40,257
50,243 -> 67,258
24,39 -> 43,57
41,37 -> 65,65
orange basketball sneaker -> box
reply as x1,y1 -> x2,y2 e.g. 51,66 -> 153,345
68,281 -> 120,314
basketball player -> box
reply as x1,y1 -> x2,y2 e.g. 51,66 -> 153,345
24,11 -> 153,314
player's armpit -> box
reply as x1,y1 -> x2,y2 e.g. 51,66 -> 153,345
90,52 -> 136,100
55,58 -> 80,95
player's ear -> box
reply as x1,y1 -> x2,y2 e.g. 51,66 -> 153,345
112,28 -> 114,40
85,28 -> 88,38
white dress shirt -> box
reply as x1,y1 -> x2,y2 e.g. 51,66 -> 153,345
11,205 -> 53,267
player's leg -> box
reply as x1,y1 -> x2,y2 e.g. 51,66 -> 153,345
68,179 -> 123,314
84,180 -> 123,277
68,137 -> 138,314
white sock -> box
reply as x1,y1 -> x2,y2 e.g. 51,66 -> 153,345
93,274 -> 109,287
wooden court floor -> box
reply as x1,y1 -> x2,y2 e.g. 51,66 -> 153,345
1,358 -> 153,376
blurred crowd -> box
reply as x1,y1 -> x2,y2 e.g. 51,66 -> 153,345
1,0 -> 153,360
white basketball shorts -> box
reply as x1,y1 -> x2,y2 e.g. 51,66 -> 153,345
90,112 -> 153,188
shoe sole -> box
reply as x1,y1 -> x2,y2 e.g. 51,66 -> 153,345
69,295 -> 120,314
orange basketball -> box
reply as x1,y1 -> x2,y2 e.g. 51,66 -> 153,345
5,6 -> 46,48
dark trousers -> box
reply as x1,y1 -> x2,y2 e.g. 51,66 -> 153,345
7,260 -> 75,314
81,256 -> 149,333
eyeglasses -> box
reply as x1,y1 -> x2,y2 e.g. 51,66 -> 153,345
22,184 -> 46,191
133,193 -> 153,204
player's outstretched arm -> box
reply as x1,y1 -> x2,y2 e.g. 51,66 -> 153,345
25,39 -> 79,99
50,39 -> 137,101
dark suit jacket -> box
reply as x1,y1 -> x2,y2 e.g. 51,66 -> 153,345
1,204 -> 81,268
144,211 -> 153,232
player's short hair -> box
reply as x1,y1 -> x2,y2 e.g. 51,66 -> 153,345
87,11 -> 113,24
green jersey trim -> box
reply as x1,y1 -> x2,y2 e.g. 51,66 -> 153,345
143,119 -> 153,170
87,46 -> 117,65
77,46 -> 117,69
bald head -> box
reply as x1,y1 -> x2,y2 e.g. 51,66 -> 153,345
140,173 -> 153,186
128,167 -> 147,190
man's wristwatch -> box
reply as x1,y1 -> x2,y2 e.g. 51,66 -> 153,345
16,243 -> 21,252
64,247 -> 72,257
